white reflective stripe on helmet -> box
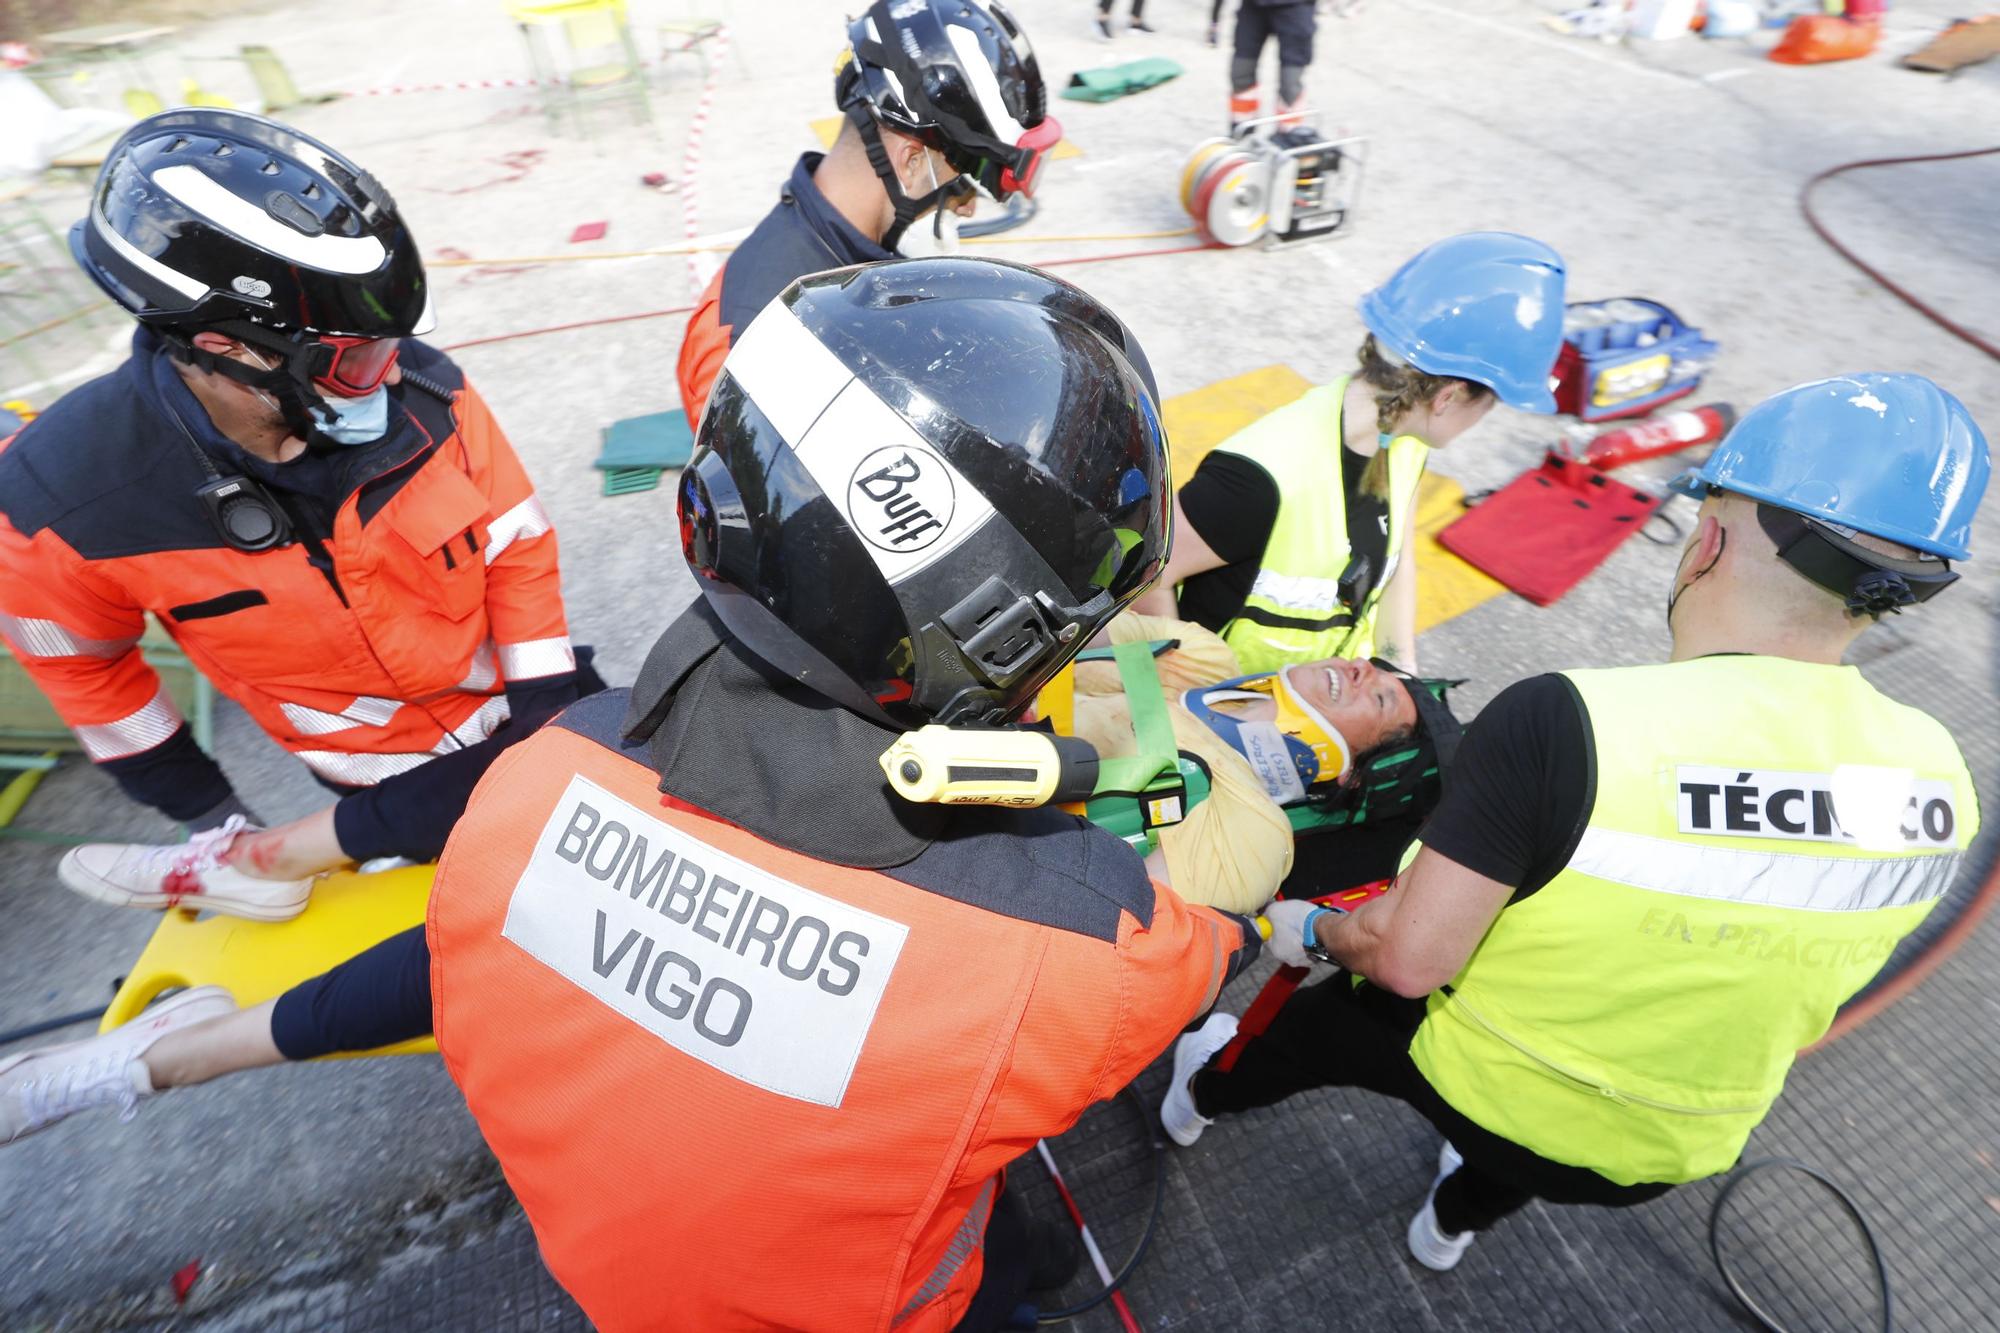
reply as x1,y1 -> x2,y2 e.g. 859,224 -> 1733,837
74,685 -> 182,761
1570,826 -> 1960,914
411,287 -> 438,336
95,211 -> 208,301
724,300 -> 998,589
497,635 -> 575,681
0,612 -> 138,660
946,24 -> 1026,142
483,494 -> 552,564
153,165 -> 389,276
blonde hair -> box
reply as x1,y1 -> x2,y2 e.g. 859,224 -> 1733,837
1353,335 -> 1491,499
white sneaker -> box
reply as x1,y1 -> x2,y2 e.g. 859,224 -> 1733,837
1160,1011 -> 1238,1147
59,815 -> 313,922
1407,1140 -> 1476,1271
0,987 -> 237,1145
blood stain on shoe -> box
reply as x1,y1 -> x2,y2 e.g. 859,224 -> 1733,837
160,862 -> 204,906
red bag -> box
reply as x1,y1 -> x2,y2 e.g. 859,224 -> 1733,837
1771,15 -> 1881,65
1438,453 -> 1663,607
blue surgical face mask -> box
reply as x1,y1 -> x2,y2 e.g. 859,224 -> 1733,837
315,385 -> 390,446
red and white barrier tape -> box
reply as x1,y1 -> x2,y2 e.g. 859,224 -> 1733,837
347,27 -> 724,99
679,26 -> 729,296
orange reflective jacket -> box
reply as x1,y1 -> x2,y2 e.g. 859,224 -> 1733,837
432,691 -> 1253,1332
0,339 -> 570,799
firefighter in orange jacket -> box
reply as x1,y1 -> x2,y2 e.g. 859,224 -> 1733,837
433,257 -> 1260,1331
0,110 -> 581,835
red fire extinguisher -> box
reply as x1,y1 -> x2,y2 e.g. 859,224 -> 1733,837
1575,403 -> 1737,471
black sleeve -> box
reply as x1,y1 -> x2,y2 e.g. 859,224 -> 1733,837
1175,450 -> 1280,565
1414,674 -> 1594,903
98,723 -> 237,824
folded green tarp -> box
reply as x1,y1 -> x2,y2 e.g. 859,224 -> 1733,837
594,408 -> 696,499
1061,57 -> 1182,103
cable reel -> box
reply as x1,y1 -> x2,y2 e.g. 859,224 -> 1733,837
1177,115 -> 1368,249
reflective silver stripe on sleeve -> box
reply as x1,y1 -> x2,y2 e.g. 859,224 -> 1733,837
294,748 -> 434,786
74,686 -> 183,761
440,694 -> 511,748
279,696 -> 405,737
483,495 -> 552,564
894,1176 -> 998,1326
458,641 -> 499,693
1570,826 -> 1961,914
292,697 -> 511,786
496,635 -> 574,681
0,612 -> 140,660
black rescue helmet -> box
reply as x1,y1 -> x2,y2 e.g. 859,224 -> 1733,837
681,257 -> 1170,730
836,0 -> 1053,203
69,108 -> 429,340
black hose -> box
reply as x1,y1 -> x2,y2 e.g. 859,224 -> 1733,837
0,1006 -> 108,1049
1709,1157 -> 1893,1333
1035,1087 -> 1169,1324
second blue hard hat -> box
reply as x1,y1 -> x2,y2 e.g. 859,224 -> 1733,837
1357,231 -> 1568,414
1674,372 -> 1989,560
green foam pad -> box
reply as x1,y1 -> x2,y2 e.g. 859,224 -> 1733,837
1061,58 -> 1183,103
600,467 -> 662,497
596,409 -> 695,471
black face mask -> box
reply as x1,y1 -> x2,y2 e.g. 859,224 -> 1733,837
1664,525 -> 1727,631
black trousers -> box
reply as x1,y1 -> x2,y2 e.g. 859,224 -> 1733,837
1097,0 -> 1145,16
1191,972 -> 1675,1234
1233,0 -> 1316,86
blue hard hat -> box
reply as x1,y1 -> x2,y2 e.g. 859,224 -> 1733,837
1673,373 -> 1990,560
1357,232 -> 1567,414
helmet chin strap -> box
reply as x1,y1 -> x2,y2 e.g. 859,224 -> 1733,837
174,327 -> 345,453
846,106 -> 967,251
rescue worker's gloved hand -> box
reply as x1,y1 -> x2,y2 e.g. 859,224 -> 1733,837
185,793 -> 262,835
1263,898 -> 1324,968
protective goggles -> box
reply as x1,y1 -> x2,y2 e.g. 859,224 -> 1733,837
304,335 -> 402,397
954,116 -> 1063,200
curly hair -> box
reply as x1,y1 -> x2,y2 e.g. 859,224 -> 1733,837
1352,335 -> 1491,499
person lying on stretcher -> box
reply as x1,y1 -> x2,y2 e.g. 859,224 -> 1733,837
1071,612 -> 1463,914
49,609 -> 1458,923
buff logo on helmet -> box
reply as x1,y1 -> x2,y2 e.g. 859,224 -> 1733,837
848,446 -> 955,552
724,298 -> 997,586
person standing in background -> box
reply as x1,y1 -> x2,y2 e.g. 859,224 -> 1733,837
1230,0 -> 1318,128
1095,0 -> 1156,39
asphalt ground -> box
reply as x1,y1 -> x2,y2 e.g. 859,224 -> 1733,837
2,0 -> 1997,1328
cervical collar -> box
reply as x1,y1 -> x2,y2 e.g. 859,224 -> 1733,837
1182,665 -> 1353,807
